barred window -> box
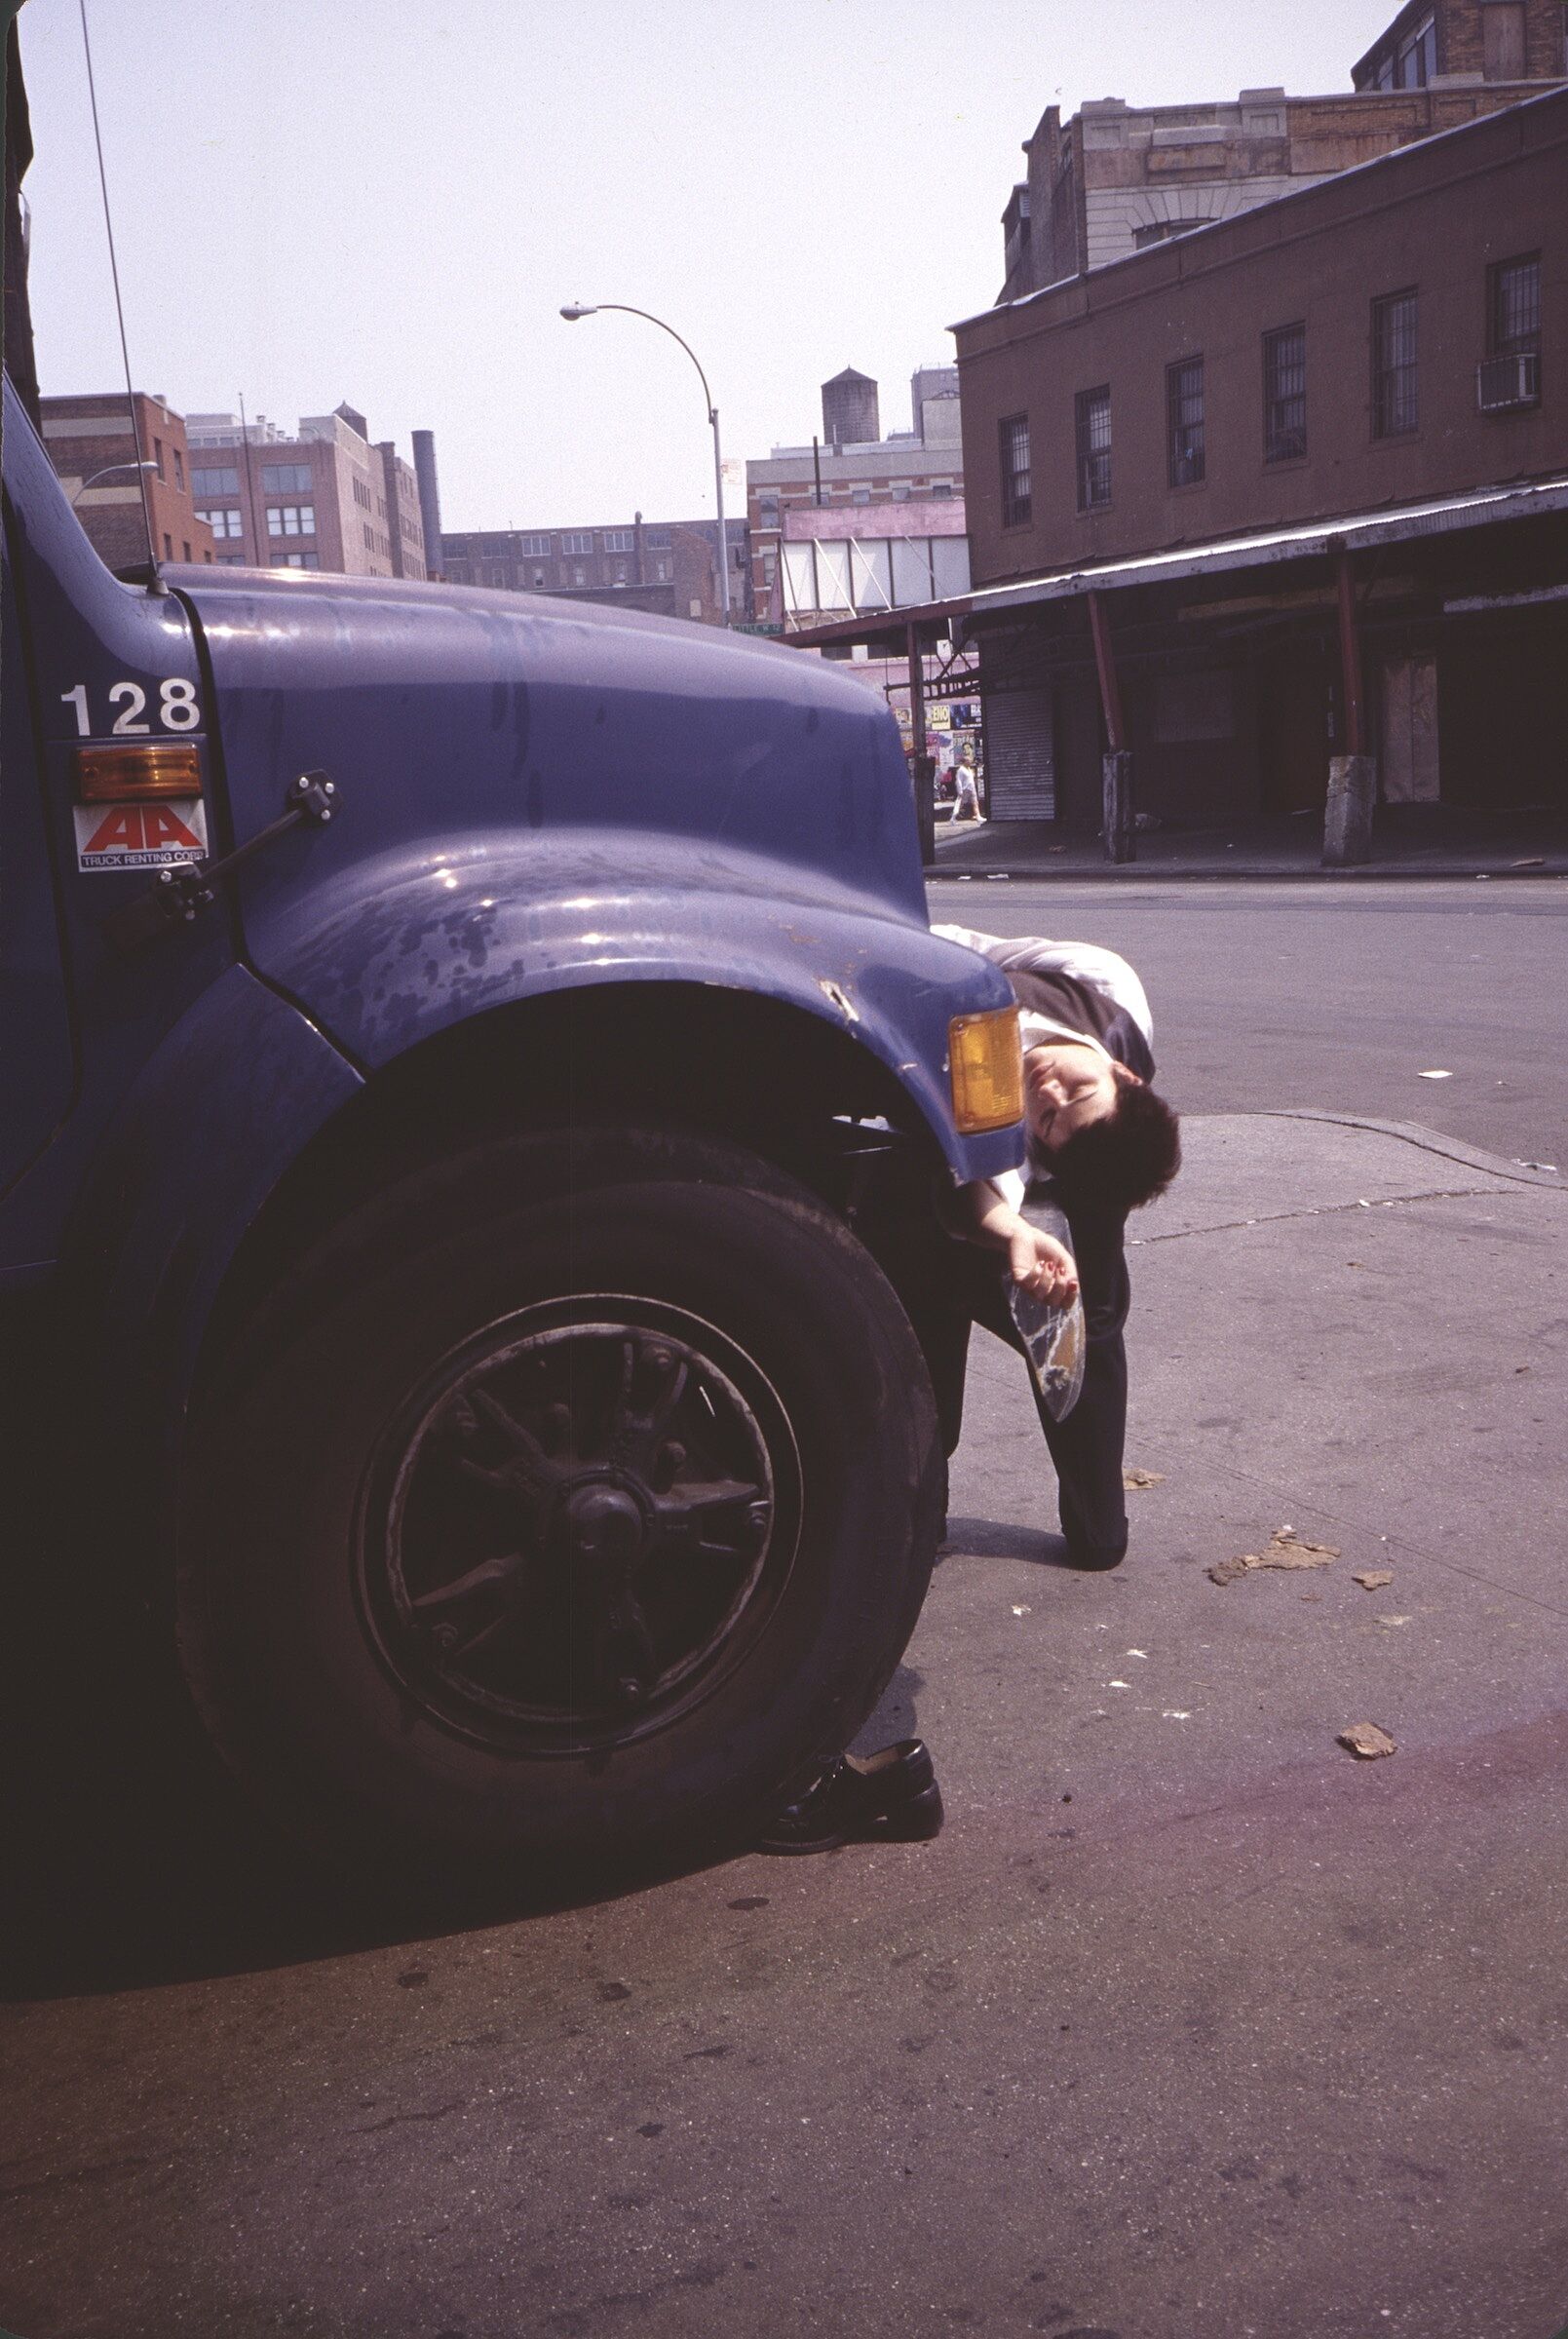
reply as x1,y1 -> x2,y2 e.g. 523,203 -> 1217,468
1489,254 -> 1540,356
1371,289 -> 1418,438
1166,357 -> 1205,488
1263,325 -> 1307,464
999,412 -> 1031,527
1075,387 -> 1112,510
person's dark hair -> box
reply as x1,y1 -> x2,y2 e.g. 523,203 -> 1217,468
1049,1081 -> 1181,1216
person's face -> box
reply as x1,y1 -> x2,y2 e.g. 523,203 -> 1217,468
1023,1041 -> 1130,1151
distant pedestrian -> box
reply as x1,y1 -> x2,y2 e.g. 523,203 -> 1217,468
953,756 -> 982,823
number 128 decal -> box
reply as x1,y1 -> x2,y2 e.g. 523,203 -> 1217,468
60,678 -> 203,736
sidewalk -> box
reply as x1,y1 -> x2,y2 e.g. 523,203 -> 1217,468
931,803 -> 1568,880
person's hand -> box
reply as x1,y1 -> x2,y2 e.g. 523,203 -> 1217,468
1007,1221 -> 1079,1305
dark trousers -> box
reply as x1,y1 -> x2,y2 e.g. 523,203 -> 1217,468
904,1200 -> 1131,1566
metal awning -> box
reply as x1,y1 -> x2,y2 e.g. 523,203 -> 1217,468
785,472 -> 1568,651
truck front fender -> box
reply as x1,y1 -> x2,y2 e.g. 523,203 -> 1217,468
245,827 -> 1022,1184
59,963 -> 363,1448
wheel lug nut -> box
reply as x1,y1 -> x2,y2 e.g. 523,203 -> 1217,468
432,1624 -> 458,1652
655,1440 -> 686,1488
615,1675 -> 648,1708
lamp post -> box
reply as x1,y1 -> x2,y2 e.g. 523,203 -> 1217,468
560,302 -> 731,623
70,458 -> 157,506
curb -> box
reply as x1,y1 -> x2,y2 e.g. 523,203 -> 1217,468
1245,1108 -> 1566,1191
927,863 -> 1567,886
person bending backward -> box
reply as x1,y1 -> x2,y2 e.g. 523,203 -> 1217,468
927,925 -> 1183,1571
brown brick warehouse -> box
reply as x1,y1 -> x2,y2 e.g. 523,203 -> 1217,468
790,85 -> 1567,862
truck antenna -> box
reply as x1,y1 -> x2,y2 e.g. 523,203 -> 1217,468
77,0 -> 165,594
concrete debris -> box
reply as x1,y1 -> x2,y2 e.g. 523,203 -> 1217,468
1353,1569 -> 1396,1590
1124,1468 -> 1166,1490
1208,1528 -> 1341,1585
1338,1723 -> 1396,1759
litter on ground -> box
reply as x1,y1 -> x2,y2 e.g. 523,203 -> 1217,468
1124,1468 -> 1166,1490
1418,1069 -> 1453,1081
1353,1569 -> 1396,1590
1375,1615 -> 1413,1630
1338,1723 -> 1396,1759
1208,1528 -> 1341,1585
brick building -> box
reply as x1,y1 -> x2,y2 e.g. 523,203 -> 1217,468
746,366 -> 964,621
999,0 -> 1566,294
182,402 -> 429,578
950,91 -> 1568,834
38,392 -> 216,572
440,515 -> 750,626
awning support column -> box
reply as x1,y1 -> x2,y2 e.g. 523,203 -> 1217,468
1088,591 -> 1133,863
1323,543 -> 1376,868
907,621 -> 936,869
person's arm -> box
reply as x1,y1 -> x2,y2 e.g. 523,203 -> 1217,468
949,1177 -> 1080,1306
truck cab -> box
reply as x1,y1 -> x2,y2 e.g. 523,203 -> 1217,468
2,370 -> 1024,1883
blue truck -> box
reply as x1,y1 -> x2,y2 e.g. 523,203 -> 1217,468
1,366 -> 1025,1883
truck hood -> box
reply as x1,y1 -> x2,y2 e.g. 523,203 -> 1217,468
173,565 -> 930,926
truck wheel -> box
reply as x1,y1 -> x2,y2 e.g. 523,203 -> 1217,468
177,1126 -> 941,1888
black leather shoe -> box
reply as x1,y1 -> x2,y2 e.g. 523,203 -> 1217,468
757,1740 -> 943,1855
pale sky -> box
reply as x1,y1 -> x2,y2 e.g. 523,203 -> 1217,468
19,0 -> 1389,534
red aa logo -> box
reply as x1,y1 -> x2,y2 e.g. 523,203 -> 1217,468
83,804 -> 203,854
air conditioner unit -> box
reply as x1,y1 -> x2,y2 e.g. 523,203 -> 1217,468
1476,351 -> 1541,412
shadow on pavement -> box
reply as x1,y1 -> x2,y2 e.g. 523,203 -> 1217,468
938,1515 -> 1083,1570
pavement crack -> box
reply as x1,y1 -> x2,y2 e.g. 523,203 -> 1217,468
1132,1186 -> 1511,1245
0,2154 -> 153,2201
1202,1459 -> 1568,1624
351,2099 -> 465,2136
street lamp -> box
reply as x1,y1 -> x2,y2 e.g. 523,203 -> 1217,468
560,302 -> 731,623
70,458 -> 157,506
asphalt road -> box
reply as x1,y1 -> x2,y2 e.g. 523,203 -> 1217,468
3,881 -> 1565,2339
929,876 -> 1565,1170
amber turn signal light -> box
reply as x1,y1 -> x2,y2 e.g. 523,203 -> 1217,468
949,1003 -> 1023,1132
73,743 -> 202,802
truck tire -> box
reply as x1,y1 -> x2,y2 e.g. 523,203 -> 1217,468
177,1125 -> 942,1889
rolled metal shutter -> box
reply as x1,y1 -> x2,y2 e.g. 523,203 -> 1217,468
982,680 -> 1054,821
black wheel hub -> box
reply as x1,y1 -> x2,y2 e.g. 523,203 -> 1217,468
357,1300 -> 801,1752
